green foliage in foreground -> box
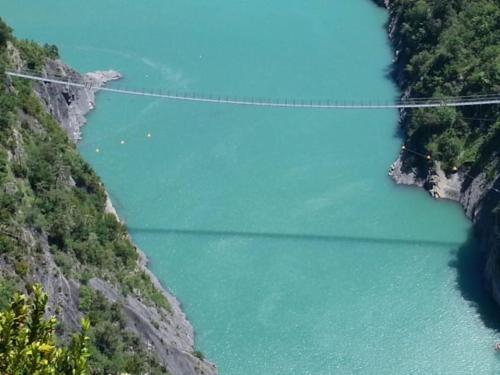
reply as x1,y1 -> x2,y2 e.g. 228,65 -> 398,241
0,285 -> 90,375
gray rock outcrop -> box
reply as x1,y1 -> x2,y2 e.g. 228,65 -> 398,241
33,59 -> 121,142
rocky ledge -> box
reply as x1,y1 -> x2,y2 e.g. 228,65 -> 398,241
389,156 -> 490,219
33,59 -> 121,142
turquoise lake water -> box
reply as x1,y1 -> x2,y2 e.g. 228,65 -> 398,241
3,1 -> 500,373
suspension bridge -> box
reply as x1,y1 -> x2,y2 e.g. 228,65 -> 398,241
6,69 -> 499,194
6,70 -> 500,110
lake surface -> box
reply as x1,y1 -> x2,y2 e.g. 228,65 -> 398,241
3,0 -> 500,373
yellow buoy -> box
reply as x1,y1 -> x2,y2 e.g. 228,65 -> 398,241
452,166 -> 458,172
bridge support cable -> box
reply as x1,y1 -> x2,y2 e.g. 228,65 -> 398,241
6,70 -> 500,110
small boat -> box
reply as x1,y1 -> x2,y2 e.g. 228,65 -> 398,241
495,342 -> 500,352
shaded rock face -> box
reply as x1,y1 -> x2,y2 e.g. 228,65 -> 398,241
30,60 -> 218,375
89,277 -> 216,375
33,59 -> 121,142
0,229 -> 83,335
390,156 -> 491,219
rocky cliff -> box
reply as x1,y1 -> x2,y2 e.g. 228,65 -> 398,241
377,1 -> 500,305
35,59 -> 218,375
1,35 -> 217,375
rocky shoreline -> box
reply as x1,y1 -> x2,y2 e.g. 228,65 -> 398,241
377,0 -> 492,212
32,58 -> 217,375
378,0 -> 500,307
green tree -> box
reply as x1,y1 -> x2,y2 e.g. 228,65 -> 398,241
0,284 -> 90,375
0,17 -> 12,47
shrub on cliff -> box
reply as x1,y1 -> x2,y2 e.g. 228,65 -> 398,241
0,17 -> 12,48
0,284 -> 90,375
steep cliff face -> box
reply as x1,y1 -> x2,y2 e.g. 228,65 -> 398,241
34,59 -> 121,142
0,32 -> 217,375
377,1 -> 500,304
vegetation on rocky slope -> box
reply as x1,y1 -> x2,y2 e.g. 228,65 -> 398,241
389,0 -> 499,174
383,1 -> 500,276
0,18 -> 170,374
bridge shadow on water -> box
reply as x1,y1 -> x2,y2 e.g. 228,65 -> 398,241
132,226 -> 500,330
129,227 -> 460,248
449,232 -> 500,332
